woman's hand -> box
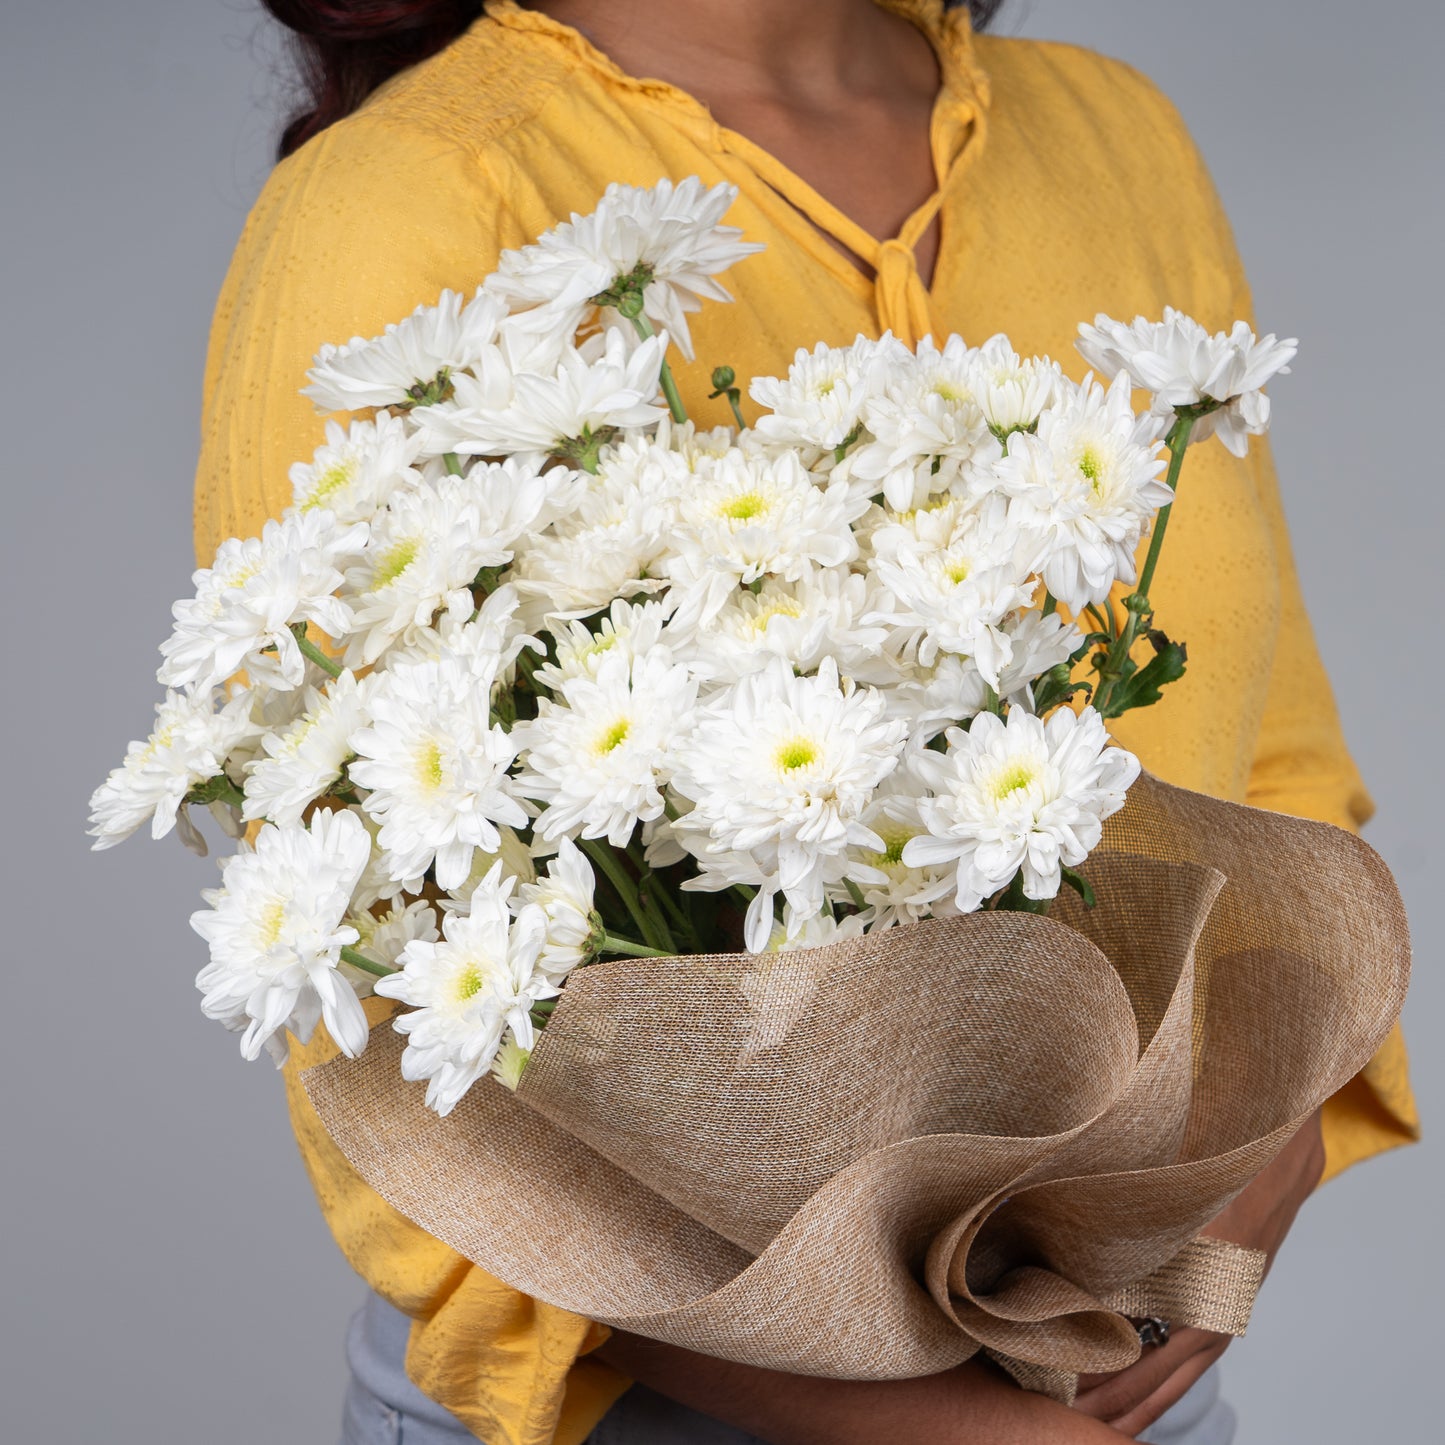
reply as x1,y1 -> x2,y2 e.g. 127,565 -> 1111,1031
593,1334 -> 1128,1444
1072,1108 -> 1327,1438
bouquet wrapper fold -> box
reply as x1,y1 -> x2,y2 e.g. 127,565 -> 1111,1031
303,775 -> 1409,1400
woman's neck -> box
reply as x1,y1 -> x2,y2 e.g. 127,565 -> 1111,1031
523,1 -> 944,271
525,1 -> 938,112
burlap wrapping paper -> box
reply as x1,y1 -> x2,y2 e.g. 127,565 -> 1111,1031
304,775 -> 1409,1399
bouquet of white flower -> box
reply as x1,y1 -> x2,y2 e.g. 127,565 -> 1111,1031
92,178 -> 1407,1395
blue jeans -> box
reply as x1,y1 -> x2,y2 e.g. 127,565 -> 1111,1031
340,1291 -> 1236,1444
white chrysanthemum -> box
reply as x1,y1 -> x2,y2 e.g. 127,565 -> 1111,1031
401,343 -> 525,457
514,648 -> 697,847
889,612 -> 1084,739
968,335 -> 1064,436
242,669 -> 372,827
381,584 -> 541,686
441,826 -> 538,911
511,444 -> 683,620
89,688 -> 257,849
303,288 -> 507,413
416,328 -> 667,460
992,373 -> 1171,612
222,683 -> 312,778
290,411 -> 423,524
903,706 -> 1140,912
533,596 -> 670,693
670,658 -> 907,952
373,866 -> 554,1115
516,837 -> 601,980
159,510 -> 365,694
764,910 -> 868,953
340,898 -> 440,998
865,498 -> 1041,686
663,448 -> 863,627
483,177 -> 763,361
342,465 -> 550,665
191,807 -> 373,1063
839,763 -> 957,928
348,655 -> 527,890
1076,308 -> 1297,457
851,335 -> 996,510
489,1036 -> 532,1091
749,335 -> 900,451
659,417 -> 749,470
672,569 -> 884,685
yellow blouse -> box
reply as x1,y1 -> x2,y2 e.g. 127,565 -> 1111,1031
192,2 -> 1418,1439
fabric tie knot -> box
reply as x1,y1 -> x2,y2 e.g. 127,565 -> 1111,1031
875,238 -> 936,347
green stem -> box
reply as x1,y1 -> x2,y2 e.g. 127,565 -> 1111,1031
725,393 -> 746,430
1094,412 -> 1196,715
443,452 -> 464,476
994,873 -> 1051,915
630,313 -> 688,425
293,628 -> 344,680
513,647 -> 543,694
600,934 -> 672,959
635,857 -> 696,950
187,773 -> 247,811
1135,413 -> 1196,606
340,946 -> 397,978
580,839 -> 668,951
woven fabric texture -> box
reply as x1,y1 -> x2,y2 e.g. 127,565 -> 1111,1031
304,775 -> 1408,1395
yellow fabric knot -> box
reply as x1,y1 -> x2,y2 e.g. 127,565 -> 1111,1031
875,236 -> 937,346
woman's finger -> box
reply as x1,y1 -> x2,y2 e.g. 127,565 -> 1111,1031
1107,1339 -> 1230,1439
1072,1329 -> 1221,1422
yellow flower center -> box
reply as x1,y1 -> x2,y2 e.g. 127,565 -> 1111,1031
594,717 -> 631,754
990,760 -> 1038,800
258,900 -> 287,948
775,737 -> 817,772
864,823 -> 914,873
415,739 -> 445,791
373,537 -> 420,587
745,597 -> 804,634
454,963 -> 487,1001
945,557 -> 973,585
1078,446 -> 1104,492
580,632 -> 619,661
719,491 -> 768,522
303,458 -> 358,511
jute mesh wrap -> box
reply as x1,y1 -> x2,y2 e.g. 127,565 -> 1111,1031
304,775 -> 1409,1399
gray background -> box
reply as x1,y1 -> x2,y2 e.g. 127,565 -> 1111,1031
1,2 -> 1439,1441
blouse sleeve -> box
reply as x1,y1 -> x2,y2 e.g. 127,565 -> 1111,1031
192,111 -> 627,1444
1202,175 -> 1420,1182
1243,430 -> 1419,1179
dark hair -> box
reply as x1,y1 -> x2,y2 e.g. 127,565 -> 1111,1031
264,1 -> 1007,158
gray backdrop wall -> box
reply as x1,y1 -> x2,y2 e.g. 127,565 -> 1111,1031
1,2 -> 1439,1441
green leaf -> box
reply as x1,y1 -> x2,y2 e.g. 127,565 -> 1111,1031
1060,866 -> 1097,910
1031,661 -> 1094,717
1098,633 -> 1188,718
